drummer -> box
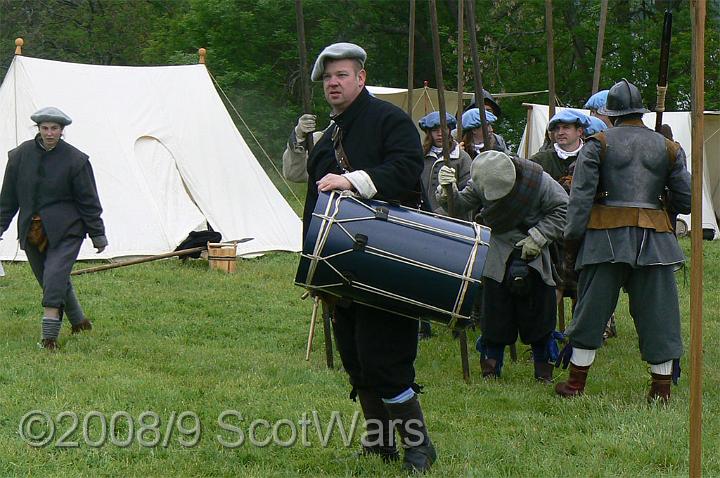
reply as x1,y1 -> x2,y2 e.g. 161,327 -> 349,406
437,150 -> 567,383
282,42 -> 436,473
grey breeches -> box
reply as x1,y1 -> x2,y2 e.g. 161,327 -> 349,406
566,262 -> 683,364
24,235 -> 85,321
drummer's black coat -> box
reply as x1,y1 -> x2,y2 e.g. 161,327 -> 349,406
302,86 -> 426,399
302,87 -> 424,241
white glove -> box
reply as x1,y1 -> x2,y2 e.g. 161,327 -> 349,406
438,165 -> 457,186
295,114 -> 316,142
515,236 -> 542,260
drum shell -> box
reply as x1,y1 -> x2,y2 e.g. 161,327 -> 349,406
295,191 -> 489,325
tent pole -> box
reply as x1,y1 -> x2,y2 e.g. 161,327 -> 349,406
545,0 -> 556,118
13,38 -> 23,147
407,0 -> 416,116
455,0 -> 464,141
198,48 -> 206,64
591,0 -> 608,94
689,2 -> 705,476
524,104 -> 533,158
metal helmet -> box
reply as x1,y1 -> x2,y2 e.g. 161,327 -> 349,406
598,79 -> 650,117
466,89 -> 501,117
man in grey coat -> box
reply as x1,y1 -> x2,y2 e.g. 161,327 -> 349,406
0,107 -> 107,350
555,79 -> 691,403
438,150 -> 568,382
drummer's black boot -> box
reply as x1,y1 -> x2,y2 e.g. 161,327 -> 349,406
357,389 -> 398,462
385,395 -> 436,473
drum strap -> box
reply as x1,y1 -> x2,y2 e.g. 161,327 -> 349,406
331,125 -> 354,173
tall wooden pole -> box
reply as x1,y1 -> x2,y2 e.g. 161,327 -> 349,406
545,0 -> 556,117
689,2 -> 705,475
464,0 -> 491,151
295,0 -> 313,150
455,0 -> 464,141
407,0 -> 416,116
429,0 -> 470,384
591,0 -> 608,94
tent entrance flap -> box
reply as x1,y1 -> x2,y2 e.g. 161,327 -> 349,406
134,136 -> 207,248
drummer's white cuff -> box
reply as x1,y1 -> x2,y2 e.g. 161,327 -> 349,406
528,227 -> 548,248
344,170 -> 377,199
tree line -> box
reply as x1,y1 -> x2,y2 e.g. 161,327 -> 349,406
1,0 -> 718,162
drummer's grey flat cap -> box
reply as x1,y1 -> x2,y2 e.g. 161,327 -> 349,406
311,42 -> 367,81
31,107 -> 72,126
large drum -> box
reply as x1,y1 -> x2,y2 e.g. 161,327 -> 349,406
295,191 -> 490,328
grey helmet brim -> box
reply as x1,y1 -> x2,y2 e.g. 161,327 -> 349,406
597,105 -> 650,117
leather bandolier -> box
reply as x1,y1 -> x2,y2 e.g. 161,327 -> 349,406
588,120 -> 679,233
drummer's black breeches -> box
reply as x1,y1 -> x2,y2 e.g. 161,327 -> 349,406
332,303 -> 419,400
480,266 -> 556,346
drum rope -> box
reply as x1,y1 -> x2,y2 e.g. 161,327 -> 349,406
305,192 -> 341,285
345,196 -> 488,244
351,281 -> 471,321
450,223 -> 484,328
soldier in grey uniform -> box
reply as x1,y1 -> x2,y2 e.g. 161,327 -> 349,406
0,107 -> 107,350
438,150 -> 568,382
555,79 -> 691,403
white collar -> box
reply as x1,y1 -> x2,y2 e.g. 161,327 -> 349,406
428,142 -> 460,159
554,140 -> 583,160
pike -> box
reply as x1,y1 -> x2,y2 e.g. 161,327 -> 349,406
464,0 -> 491,152
294,0 -> 314,150
429,0 -> 470,383
70,238 -> 253,276
654,10 -> 673,133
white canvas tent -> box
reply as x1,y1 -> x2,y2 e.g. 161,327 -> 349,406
0,55 -> 302,260
518,103 -> 720,239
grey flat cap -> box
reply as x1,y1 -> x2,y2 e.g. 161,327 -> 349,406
31,106 -> 72,126
471,150 -> 516,201
310,42 -> 367,81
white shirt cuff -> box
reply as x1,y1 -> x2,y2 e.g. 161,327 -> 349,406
343,170 -> 377,199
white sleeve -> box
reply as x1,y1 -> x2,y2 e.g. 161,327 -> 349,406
343,170 -> 377,199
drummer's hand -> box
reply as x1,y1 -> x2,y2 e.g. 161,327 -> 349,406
438,165 -> 457,186
317,173 -> 353,192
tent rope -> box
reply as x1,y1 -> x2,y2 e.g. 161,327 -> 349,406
206,70 -> 304,210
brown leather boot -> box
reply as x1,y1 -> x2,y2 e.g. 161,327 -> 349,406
554,363 -> 590,397
534,362 -> 554,384
357,390 -> 398,462
647,373 -> 671,404
40,338 -> 58,350
71,319 -> 93,334
480,358 -> 499,378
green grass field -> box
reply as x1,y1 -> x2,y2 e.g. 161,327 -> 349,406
0,238 -> 718,477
